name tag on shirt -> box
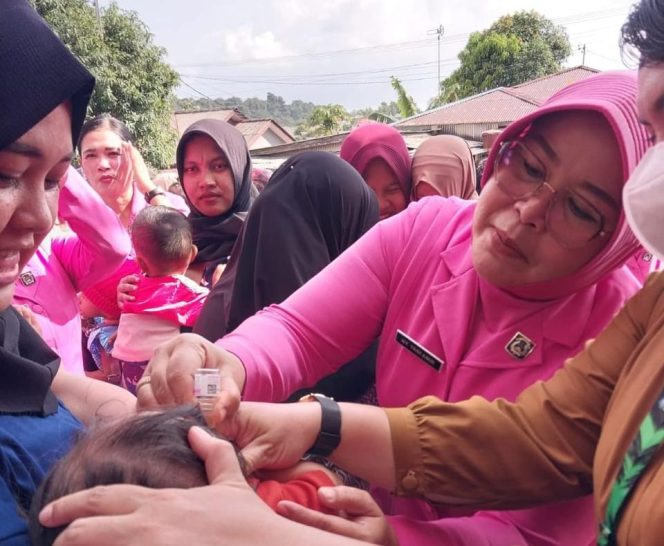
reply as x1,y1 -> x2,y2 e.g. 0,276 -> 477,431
396,329 -> 445,372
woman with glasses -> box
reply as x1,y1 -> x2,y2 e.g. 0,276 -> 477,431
134,71 -> 648,546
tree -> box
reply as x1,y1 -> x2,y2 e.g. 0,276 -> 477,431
390,77 -> 419,118
433,10 -> 572,104
295,104 -> 351,139
32,0 -> 180,168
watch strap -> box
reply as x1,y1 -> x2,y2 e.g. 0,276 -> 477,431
304,394 -> 341,457
144,187 -> 166,203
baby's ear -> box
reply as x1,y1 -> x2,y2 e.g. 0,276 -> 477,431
189,245 -> 198,265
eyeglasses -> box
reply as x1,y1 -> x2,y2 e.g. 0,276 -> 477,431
493,140 -> 615,248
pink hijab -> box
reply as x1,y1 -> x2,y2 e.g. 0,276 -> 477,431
339,122 -> 411,198
481,70 -> 651,300
412,135 -> 477,200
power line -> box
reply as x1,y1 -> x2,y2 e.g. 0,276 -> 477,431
178,78 -> 214,99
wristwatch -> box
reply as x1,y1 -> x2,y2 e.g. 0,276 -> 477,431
299,393 -> 342,457
144,187 -> 166,203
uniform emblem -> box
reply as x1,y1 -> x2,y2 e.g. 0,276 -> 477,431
505,331 -> 535,360
19,271 -> 36,286
643,252 -> 653,262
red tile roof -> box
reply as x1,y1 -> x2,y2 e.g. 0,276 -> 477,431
511,66 -> 600,102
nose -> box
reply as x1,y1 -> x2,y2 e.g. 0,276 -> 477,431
513,184 -> 555,231
200,169 -> 216,186
98,156 -> 111,170
20,186 -> 54,233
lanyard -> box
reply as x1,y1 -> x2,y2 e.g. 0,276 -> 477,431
598,389 -> 664,546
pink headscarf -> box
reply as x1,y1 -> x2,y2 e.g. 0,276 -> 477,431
339,122 -> 411,199
412,135 -> 477,200
481,70 -> 651,300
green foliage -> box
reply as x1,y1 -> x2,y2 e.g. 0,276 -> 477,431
390,77 -> 419,118
295,104 -> 352,138
174,94 -> 318,129
32,0 -> 180,168
434,10 -> 572,104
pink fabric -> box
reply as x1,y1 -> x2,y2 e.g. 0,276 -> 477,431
129,183 -> 189,224
13,167 -> 131,374
339,122 -> 411,198
411,135 -> 477,200
219,198 -> 640,546
82,258 -> 142,320
216,72 -> 649,545
121,274 -> 208,327
481,71 -> 651,301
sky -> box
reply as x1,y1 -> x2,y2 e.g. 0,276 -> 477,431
98,0 -> 637,111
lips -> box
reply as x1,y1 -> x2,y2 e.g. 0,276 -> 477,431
99,175 -> 115,184
0,251 -> 21,284
492,228 -> 528,261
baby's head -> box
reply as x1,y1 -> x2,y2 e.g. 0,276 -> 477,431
131,206 -> 196,277
29,406 -> 245,545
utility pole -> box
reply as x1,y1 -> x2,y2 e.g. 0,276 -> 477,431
92,0 -> 100,24
578,44 -> 587,65
427,24 -> 445,96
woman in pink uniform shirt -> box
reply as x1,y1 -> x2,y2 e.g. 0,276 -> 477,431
141,71 -> 649,546
13,167 -> 131,375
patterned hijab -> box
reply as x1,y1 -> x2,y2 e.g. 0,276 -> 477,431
176,119 -> 255,265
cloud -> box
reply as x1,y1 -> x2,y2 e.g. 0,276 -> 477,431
222,26 -> 295,61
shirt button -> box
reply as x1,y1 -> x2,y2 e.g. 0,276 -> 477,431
401,470 -> 419,491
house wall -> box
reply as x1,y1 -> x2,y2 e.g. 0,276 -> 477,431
250,128 -> 288,150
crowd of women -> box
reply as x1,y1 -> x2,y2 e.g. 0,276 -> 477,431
2,0 -> 664,544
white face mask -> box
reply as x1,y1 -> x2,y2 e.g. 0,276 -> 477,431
623,141 -> 664,261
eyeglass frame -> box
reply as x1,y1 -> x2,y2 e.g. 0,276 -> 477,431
491,139 -> 616,248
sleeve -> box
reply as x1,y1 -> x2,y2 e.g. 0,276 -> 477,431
384,276 -> 662,509
163,191 -> 190,215
0,477 -> 30,545
255,470 -> 336,513
50,168 -> 131,293
217,202 -> 428,402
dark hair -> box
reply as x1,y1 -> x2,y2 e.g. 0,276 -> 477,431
77,114 -> 132,153
620,0 -> 664,66
131,206 -> 193,272
28,406 -> 246,546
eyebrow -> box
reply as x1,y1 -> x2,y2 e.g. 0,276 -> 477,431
5,141 -> 73,163
82,146 -> 121,154
527,134 -> 558,162
580,181 -> 620,212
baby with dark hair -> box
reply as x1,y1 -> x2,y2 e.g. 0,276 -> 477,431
111,206 -> 209,392
28,406 -> 338,546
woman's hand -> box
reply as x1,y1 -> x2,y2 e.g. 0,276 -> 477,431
129,143 -> 155,195
216,401 -> 322,475
277,486 -> 399,546
112,142 -> 135,195
137,333 -> 246,418
12,304 -> 43,336
117,274 -> 139,310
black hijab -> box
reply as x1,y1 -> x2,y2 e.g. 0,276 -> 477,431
0,0 -> 95,151
227,151 -> 379,331
195,152 -> 380,401
0,0 -> 95,415
176,119 -> 255,266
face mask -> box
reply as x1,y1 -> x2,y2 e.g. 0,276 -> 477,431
623,141 -> 664,261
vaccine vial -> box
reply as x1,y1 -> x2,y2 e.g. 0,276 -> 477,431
193,368 -> 221,414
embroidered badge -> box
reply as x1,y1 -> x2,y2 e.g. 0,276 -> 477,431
643,252 -> 653,262
19,272 -> 36,286
505,331 -> 535,360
